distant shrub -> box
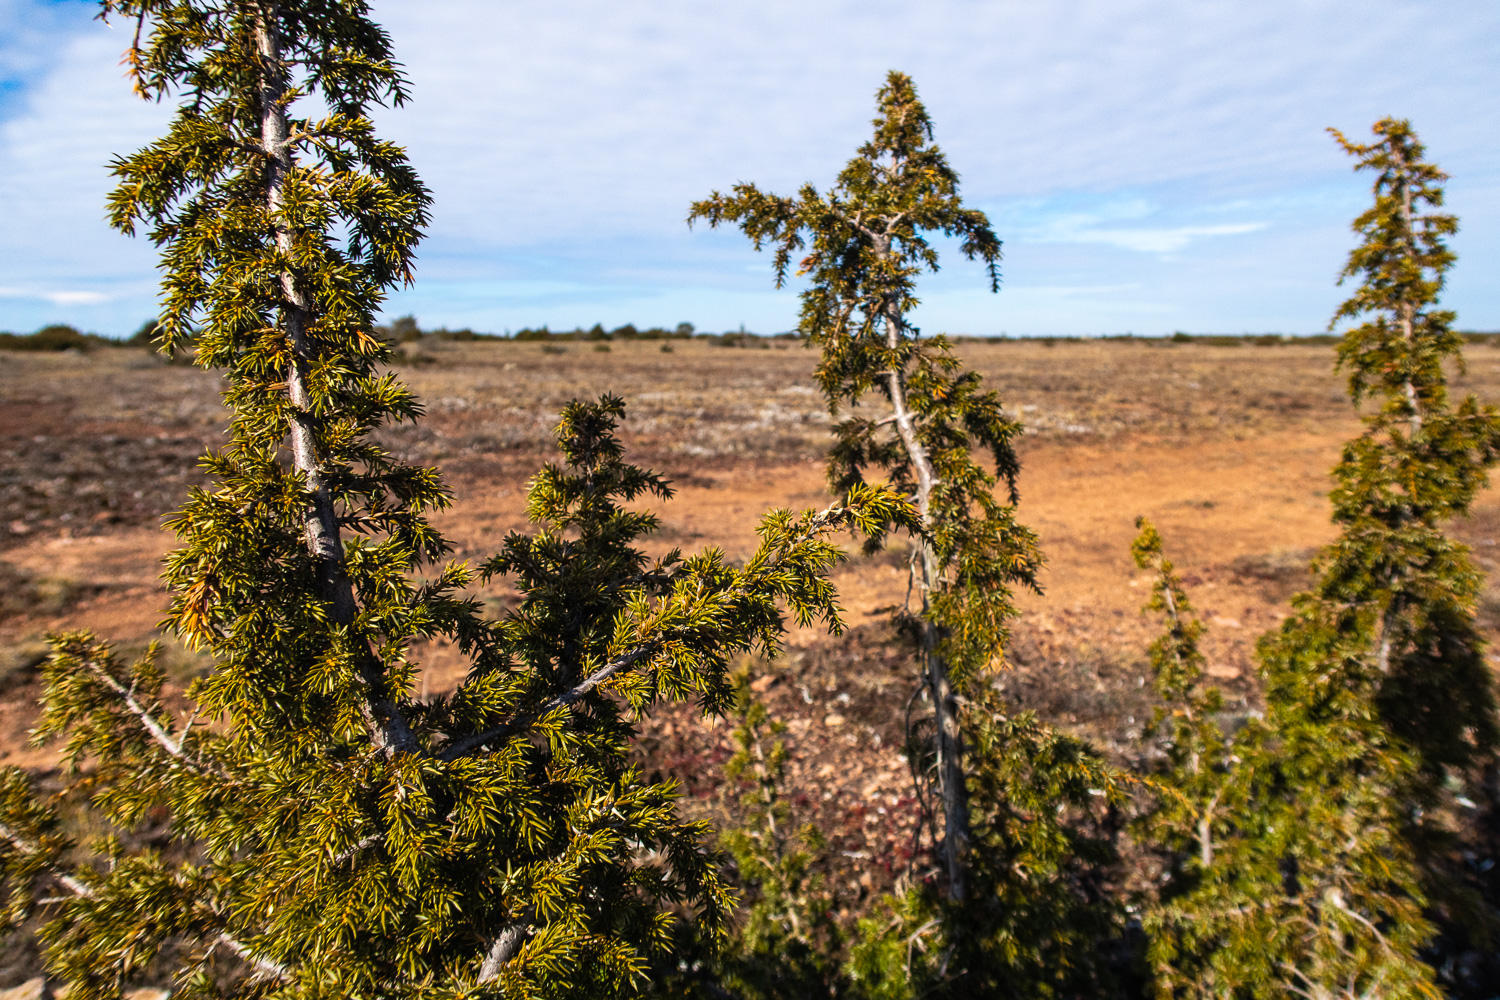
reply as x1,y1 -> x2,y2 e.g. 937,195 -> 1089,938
428,326 -> 499,342
372,314 -> 421,343
0,324 -> 109,352
706,332 -> 770,348
127,319 -> 159,346
393,315 -> 422,341
373,316 -> 499,343
508,321 -> 696,342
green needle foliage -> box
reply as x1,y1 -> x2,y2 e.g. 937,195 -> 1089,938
690,71 -> 1132,1000
847,687 -> 1126,1000
712,671 -> 847,1000
1148,119 -> 1500,1000
1,393 -> 909,997
0,3 -> 918,995
1131,518 -> 1236,878
689,69 -> 1042,908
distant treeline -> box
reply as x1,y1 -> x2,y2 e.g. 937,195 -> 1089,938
6,318 -> 1500,351
375,315 -> 800,346
0,322 -> 155,352
963,330 -> 1500,347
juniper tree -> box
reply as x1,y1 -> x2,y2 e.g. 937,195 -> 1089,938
1131,518 -> 1236,876
1147,119 -> 1500,1000
1131,519 -> 1252,997
847,687 -> 1126,1000
0,4 -> 916,995
687,671 -> 848,1000
689,70 -> 1042,906
1318,119 -> 1500,787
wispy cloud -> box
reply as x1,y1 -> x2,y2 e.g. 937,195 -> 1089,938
1008,196 -> 1270,253
1,0 -> 1497,335
0,286 -> 113,306
1068,224 -> 1266,254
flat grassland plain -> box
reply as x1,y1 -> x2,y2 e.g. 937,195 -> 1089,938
6,336 -> 1500,910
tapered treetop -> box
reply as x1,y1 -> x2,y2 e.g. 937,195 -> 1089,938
1316,118 -> 1500,773
691,71 -> 1039,912
1147,118 -> 1500,1000
690,71 -> 1000,406
1329,118 -> 1460,413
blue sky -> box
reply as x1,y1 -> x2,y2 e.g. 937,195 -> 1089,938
2,0 -> 1497,337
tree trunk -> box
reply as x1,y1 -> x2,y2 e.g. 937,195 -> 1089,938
255,5 -> 414,754
880,290 -> 969,903
256,6 -> 356,624
1394,146 -> 1423,438
1376,150 -> 1421,678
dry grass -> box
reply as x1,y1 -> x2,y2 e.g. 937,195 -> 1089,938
5,336 -> 1500,918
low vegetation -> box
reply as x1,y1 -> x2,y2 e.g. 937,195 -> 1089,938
0,3 -> 1496,999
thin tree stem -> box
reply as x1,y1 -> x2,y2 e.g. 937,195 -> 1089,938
1394,144 -> 1422,437
1198,788 -> 1220,869
478,917 -> 531,980
0,820 -> 289,980
875,252 -> 968,903
255,4 -> 416,755
256,6 -> 350,620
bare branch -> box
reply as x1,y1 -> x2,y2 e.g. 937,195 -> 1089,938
0,821 -> 95,899
440,642 -> 660,761
0,820 -> 289,981
211,931 -> 292,980
330,831 -> 383,867
79,657 -> 184,759
443,500 -> 850,762
478,918 -> 532,981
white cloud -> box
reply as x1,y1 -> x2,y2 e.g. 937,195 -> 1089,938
1012,284 -> 1145,298
0,287 -> 113,306
1046,221 -> 1268,254
1,0 -> 1497,335
994,192 -> 1273,255
0,12 -> 170,331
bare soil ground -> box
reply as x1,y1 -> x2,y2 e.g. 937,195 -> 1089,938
6,336 -> 1500,930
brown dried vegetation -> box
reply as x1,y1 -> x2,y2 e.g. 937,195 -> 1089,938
3,335 -> 1500,978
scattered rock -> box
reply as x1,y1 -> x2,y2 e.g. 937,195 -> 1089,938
749,673 -> 778,693
0,638 -> 50,692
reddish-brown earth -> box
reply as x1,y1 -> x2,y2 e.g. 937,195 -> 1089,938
5,337 -> 1500,941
